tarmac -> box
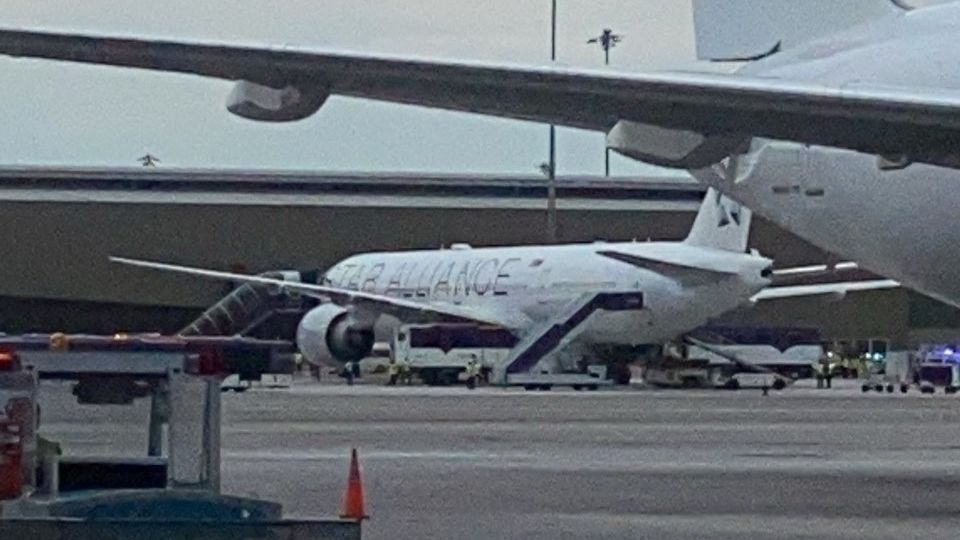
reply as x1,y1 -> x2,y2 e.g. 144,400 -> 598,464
40,378 -> 960,539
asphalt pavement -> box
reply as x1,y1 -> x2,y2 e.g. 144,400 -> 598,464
40,379 -> 960,539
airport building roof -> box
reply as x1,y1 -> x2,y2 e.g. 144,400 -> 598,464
0,166 -> 703,210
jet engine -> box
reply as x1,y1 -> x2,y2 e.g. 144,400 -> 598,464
296,304 -> 374,366
226,80 -> 330,122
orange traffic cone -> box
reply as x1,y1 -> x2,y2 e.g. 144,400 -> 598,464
340,448 -> 368,521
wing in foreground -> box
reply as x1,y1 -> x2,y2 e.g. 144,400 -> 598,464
3,29 -> 960,168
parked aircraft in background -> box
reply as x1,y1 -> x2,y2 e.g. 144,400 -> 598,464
112,189 -> 896,382
0,0 -> 953,307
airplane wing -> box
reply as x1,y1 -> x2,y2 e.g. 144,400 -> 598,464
751,279 -> 900,302
2,29 -> 960,168
110,256 -> 524,329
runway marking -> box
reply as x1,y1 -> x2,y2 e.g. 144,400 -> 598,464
223,449 -> 527,462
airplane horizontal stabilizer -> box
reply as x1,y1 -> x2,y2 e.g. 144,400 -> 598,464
693,0 -> 908,61
597,249 -> 738,286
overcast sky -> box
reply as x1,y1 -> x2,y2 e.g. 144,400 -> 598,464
0,1 -> 947,175
0,1 -> 700,175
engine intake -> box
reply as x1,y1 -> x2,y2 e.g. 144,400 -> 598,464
226,80 -> 330,122
296,304 -> 374,365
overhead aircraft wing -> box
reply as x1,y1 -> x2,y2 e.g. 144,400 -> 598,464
751,279 -> 900,302
2,29 -> 960,168
110,256 -> 523,329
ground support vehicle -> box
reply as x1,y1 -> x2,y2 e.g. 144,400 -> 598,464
0,334 -> 360,539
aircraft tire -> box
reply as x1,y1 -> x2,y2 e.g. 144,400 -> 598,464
608,363 -> 632,385
421,370 -> 437,386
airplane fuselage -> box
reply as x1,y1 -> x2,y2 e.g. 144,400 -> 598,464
322,241 -> 770,345
698,3 -> 960,307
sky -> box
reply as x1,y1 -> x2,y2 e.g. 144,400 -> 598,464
0,0 -> 947,175
0,0 -> 697,175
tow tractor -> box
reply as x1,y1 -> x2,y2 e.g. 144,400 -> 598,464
860,353 -> 913,394
0,333 -> 361,540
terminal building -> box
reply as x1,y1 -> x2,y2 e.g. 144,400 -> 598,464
0,166 -> 954,345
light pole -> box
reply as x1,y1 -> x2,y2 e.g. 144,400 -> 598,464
545,0 -> 558,243
587,28 -> 623,66
588,29 -> 623,176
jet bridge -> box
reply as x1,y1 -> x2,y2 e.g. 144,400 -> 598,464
495,291 -> 645,387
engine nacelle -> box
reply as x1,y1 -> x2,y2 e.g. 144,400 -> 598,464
296,304 -> 374,365
226,80 -> 330,122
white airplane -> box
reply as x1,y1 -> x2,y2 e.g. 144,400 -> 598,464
111,189 -> 895,381
0,0 -> 951,308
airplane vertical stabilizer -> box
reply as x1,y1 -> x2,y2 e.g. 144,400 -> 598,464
684,188 -> 751,253
692,0 -> 909,61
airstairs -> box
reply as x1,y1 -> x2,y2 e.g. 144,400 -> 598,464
495,291 -> 644,386
180,271 -> 318,338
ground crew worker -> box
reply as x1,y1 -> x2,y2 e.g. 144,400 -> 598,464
815,361 -> 825,389
343,360 -> 355,386
465,358 -> 480,390
824,359 -> 833,389
399,359 -> 413,385
387,360 -> 399,386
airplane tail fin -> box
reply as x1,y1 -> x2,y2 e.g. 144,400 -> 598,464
692,0 -> 909,62
684,188 -> 751,253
